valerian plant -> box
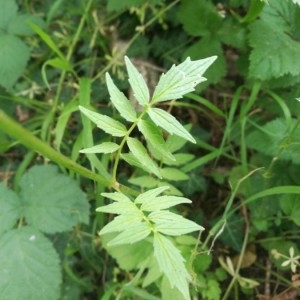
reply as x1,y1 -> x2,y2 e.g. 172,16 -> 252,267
79,56 -> 216,299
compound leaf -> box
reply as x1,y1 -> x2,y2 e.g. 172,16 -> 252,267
80,142 -> 119,154
137,119 -> 175,161
20,165 -> 89,234
106,72 -> 137,122
0,226 -> 61,300
153,233 -> 191,300
79,105 -> 127,137
127,137 -> 162,178
152,56 -> 216,103
147,107 -> 196,143
0,183 -> 21,235
125,56 -> 150,106
149,210 -> 204,236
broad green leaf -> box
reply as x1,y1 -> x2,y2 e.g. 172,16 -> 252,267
153,233 -> 191,300
20,165 -> 89,234
249,20 -> 300,80
80,142 -> 119,154
100,214 -> 144,235
0,0 -> 17,30
0,34 -> 30,89
8,14 -> 45,36
160,168 -> 189,181
0,183 -> 21,234
79,105 -> 127,137
248,2 -> 300,80
260,1 -> 300,33
127,137 -> 162,178
108,221 -> 151,246
106,72 -> 137,122
149,210 -> 204,235
125,56 -> 150,106
135,186 -> 170,204
141,195 -> 191,211
138,119 -> 175,161
280,194 -> 300,226
148,107 -> 196,143
0,226 -> 61,300
152,56 -> 216,103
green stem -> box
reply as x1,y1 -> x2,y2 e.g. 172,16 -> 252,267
0,110 -> 111,186
112,108 -> 148,182
0,110 -> 140,196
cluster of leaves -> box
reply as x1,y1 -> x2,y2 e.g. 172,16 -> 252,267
0,165 -> 89,300
1,0 -> 300,299
79,56 -> 215,176
78,56 -> 215,299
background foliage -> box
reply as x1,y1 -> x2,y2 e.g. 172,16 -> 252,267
1,0 -> 300,299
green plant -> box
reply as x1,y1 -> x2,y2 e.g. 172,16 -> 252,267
0,165 -> 89,300
78,55 -> 216,299
2,0 -> 300,299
